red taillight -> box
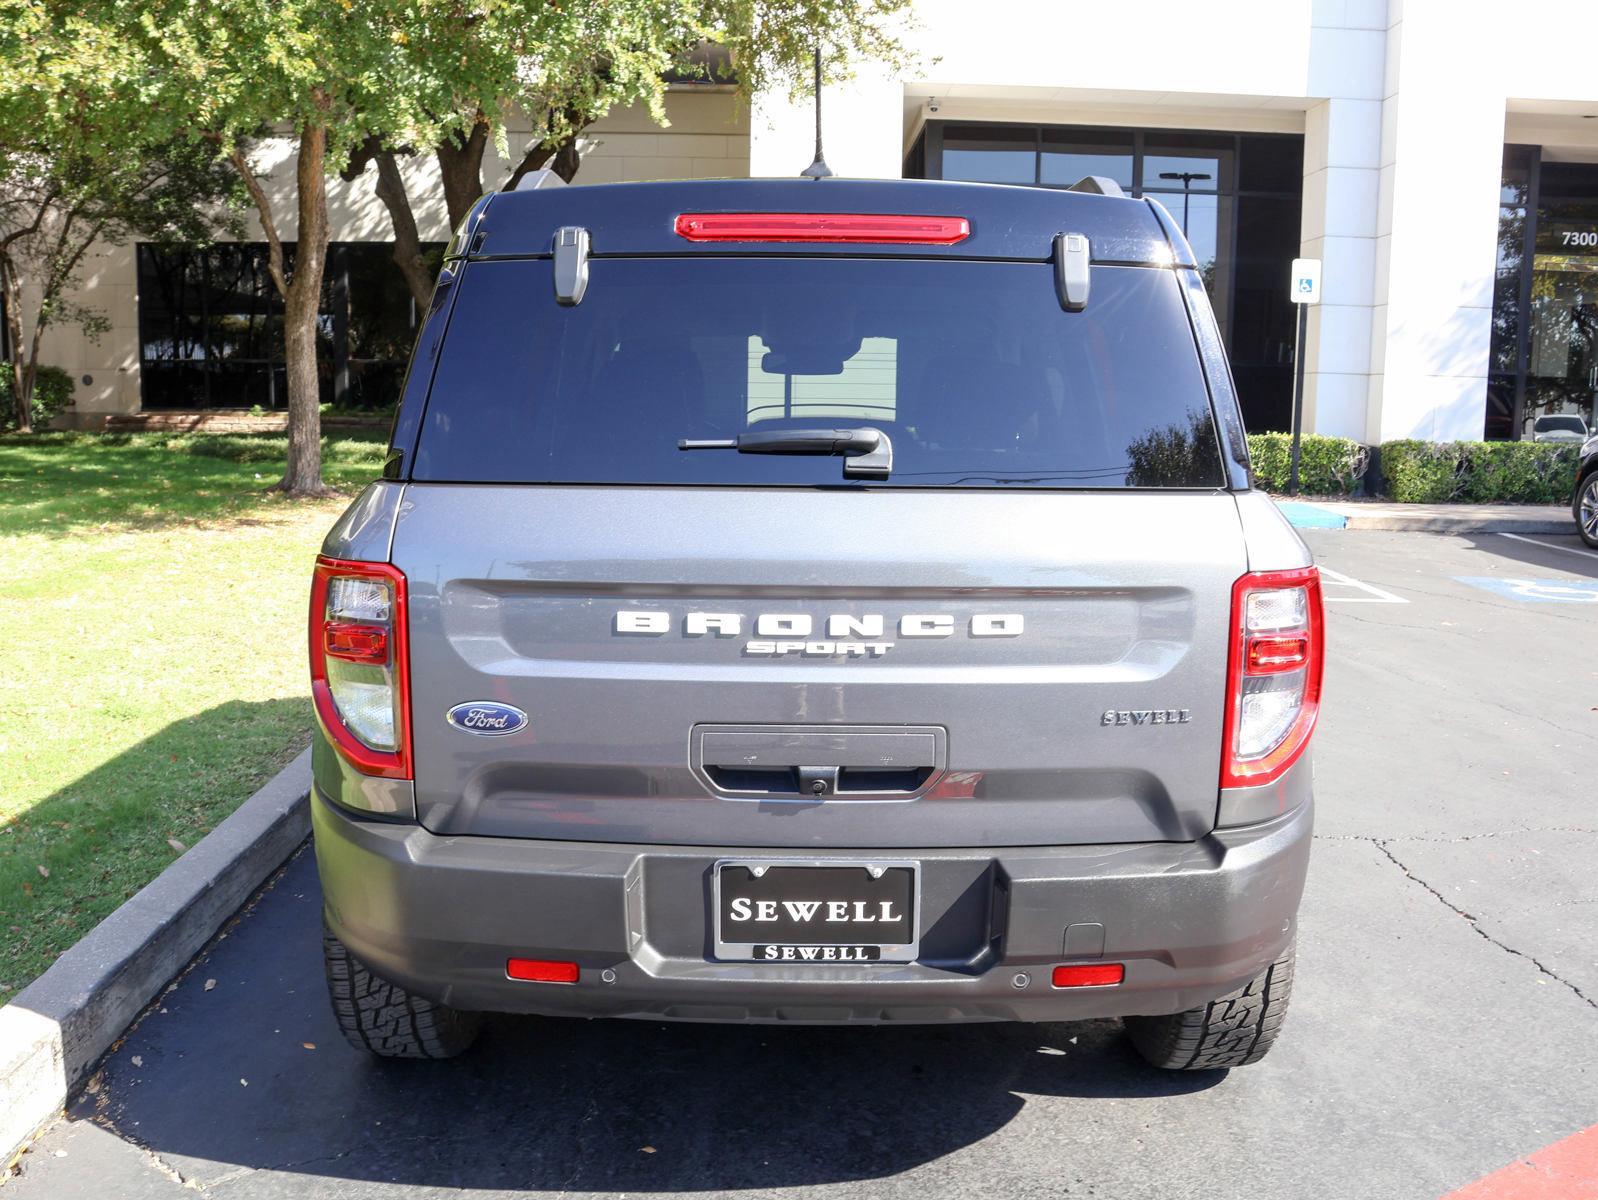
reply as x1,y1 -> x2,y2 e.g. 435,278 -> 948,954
1052,963 -> 1125,988
309,557 -> 411,780
506,958 -> 580,984
1221,566 -> 1324,789
324,623 -> 388,664
1246,633 -> 1309,674
673,212 -> 970,245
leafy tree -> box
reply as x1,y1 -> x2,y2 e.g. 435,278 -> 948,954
0,143 -> 240,433
107,0 -> 446,494
346,2 -> 916,309
31,0 -> 910,489
0,2 -> 240,433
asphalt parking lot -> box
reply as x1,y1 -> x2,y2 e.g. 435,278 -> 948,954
8,527 -> 1596,1200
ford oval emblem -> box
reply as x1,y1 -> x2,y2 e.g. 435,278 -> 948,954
445,701 -> 529,736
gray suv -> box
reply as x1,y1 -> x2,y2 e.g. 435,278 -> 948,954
310,175 -> 1320,1070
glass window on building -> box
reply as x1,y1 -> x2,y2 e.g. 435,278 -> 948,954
941,127 -> 1037,184
137,241 -> 443,411
1488,147 -> 1598,439
1040,129 -> 1134,191
905,122 -> 1304,433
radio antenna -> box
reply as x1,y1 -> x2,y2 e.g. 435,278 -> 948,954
800,46 -> 833,179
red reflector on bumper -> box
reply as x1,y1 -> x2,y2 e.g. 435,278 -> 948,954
506,958 -> 579,984
673,212 -> 970,244
1052,963 -> 1125,988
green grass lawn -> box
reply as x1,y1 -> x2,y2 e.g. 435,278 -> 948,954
0,432 -> 386,1001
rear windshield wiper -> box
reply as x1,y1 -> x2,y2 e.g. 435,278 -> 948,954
678,427 -> 892,480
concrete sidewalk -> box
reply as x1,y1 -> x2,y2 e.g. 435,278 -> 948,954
1276,499 -> 1573,533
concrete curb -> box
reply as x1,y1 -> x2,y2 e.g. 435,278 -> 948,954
0,749 -> 311,1161
1278,501 -> 1574,535
1337,512 -> 1573,534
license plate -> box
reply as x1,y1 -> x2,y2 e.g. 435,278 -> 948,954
714,860 -> 919,963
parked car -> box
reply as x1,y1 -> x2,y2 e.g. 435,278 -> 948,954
1532,413 -> 1590,444
1574,434 -> 1598,548
309,174 -> 1320,1071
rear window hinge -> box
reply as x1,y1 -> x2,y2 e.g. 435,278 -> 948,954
1054,232 -> 1091,312
553,226 -> 590,306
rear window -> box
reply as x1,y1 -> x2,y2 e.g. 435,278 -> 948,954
1535,415 -> 1586,433
412,257 -> 1223,489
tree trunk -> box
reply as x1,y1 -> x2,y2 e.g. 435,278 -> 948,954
23,319 -> 44,428
372,151 -> 434,309
550,136 -> 581,183
436,118 -> 488,231
504,126 -> 586,192
276,120 -> 333,497
0,262 -> 32,433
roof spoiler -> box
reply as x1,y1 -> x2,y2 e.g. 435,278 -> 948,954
1068,175 -> 1124,198
514,169 -> 568,192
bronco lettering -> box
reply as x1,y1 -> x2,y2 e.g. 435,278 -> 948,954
615,609 -> 1022,658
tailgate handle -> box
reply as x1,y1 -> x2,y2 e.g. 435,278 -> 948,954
693,726 -> 946,801
702,764 -> 934,798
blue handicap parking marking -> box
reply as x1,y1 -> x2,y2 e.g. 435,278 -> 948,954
1455,575 -> 1598,603
1276,502 -> 1348,530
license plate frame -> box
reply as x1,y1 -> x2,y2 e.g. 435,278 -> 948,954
712,859 -> 922,963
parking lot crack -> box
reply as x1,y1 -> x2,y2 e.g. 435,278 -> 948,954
1371,838 -> 1597,1012
1322,827 -> 1598,844
134,1145 -> 195,1190
201,1148 -> 359,1190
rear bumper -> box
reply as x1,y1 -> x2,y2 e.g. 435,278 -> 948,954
313,789 -> 1312,1024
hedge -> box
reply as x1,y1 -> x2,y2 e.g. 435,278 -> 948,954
1,364 -> 75,433
1380,440 -> 1579,504
1247,432 -> 1369,496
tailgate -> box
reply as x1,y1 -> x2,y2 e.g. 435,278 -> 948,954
395,486 -> 1245,848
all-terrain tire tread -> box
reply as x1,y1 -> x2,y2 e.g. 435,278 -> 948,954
1123,945 -> 1295,1071
322,923 -> 481,1059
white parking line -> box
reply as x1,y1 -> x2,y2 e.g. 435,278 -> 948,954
1318,565 -> 1409,604
1498,531 -> 1598,562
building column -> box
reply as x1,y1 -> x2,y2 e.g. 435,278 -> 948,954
1296,0 -> 1388,441
1366,4 -> 1505,443
749,65 -> 902,180
1301,97 -> 1383,440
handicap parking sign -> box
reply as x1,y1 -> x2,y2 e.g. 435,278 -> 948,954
1455,576 -> 1598,603
1289,258 -> 1321,305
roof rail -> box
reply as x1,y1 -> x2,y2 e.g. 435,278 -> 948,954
513,169 -> 568,192
1068,175 -> 1124,198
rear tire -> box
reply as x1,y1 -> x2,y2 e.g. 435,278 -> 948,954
1123,944 -> 1294,1070
1575,471 -> 1598,549
323,922 -> 482,1059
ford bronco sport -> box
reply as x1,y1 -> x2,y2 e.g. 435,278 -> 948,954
310,174 -> 1320,1070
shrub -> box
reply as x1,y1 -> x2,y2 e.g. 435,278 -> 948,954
1247,432 -> 1370,496
1458,441 -> 1580,504
0,364 -> 75,433
1378,439 -> 1460,503
1380,440 -> 1578,504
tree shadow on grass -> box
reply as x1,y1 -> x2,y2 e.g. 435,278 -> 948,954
0,432 -> 384,539
0,698 -> 309,1001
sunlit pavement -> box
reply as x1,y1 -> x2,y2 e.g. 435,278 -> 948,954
8,530 -> 1596,1200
